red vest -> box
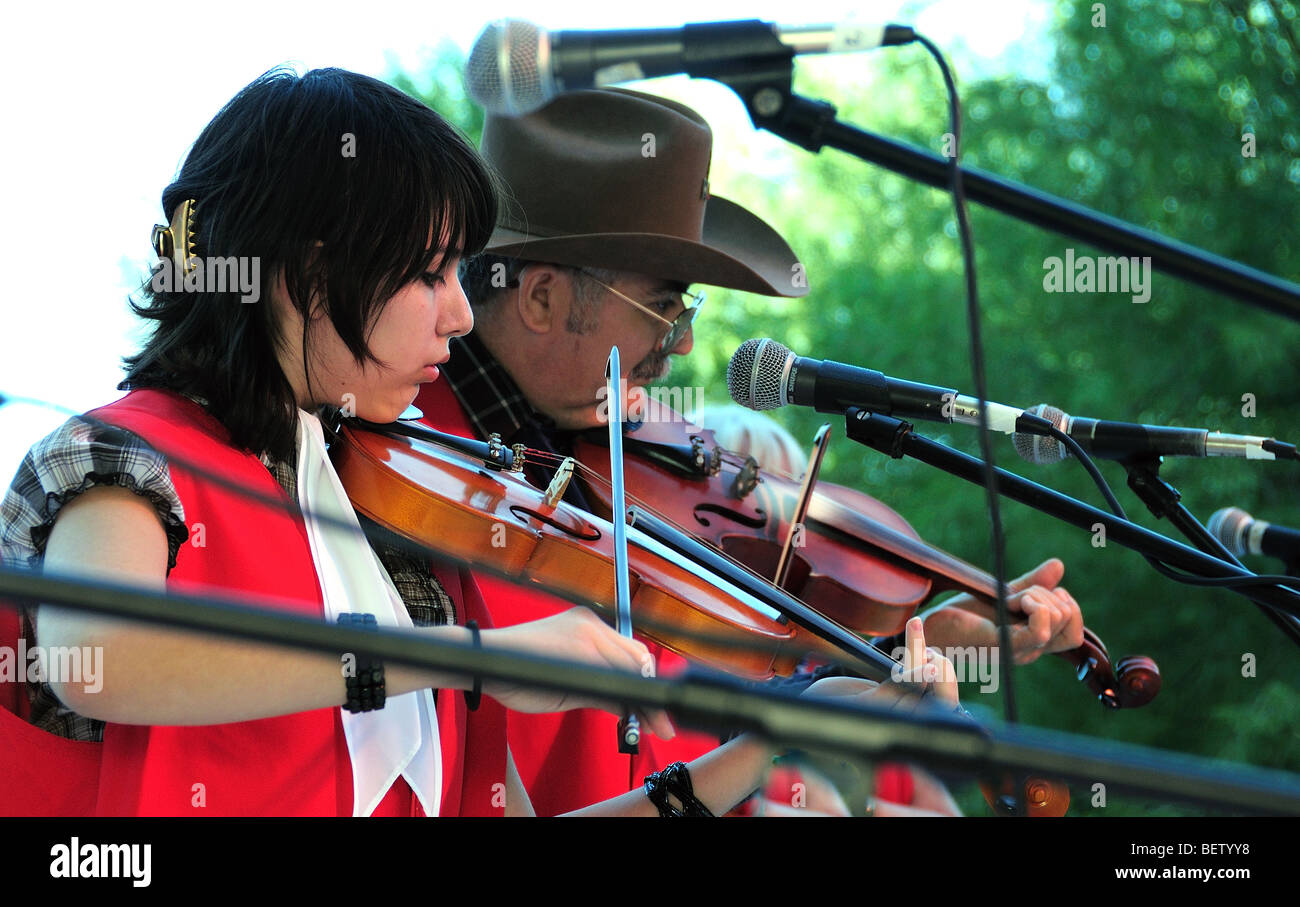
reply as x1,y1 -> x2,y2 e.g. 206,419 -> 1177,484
414,379 -> 722,816
0,390 -> 505,816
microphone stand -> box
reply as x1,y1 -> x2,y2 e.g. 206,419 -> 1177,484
707,61 -> 1300,321
841,409 -> 1300,638
1121,455 -> 1300,646
4,561 -> 1300,814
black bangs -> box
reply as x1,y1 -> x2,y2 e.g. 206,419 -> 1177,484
122,66 -> 500,461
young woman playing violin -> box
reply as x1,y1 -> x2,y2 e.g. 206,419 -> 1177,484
0,67 -> 960,817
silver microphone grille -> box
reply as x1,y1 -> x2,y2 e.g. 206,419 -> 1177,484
1012,403 -> 1070,464
1208,506 -> 1252,558
466,19 -> 552,116
727,338 -> 793,411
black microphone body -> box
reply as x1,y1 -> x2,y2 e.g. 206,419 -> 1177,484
788,357 -> 956,421
550,21 -> 791,91
727,338 -> 1027,432
1013,403 -> 1293,463
467,19 -> 915,115
1060,416 -> 1210,460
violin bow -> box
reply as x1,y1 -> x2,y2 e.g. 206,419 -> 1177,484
605,347 -> 640,754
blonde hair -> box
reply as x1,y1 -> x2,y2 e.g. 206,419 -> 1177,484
694,405 -> 809,476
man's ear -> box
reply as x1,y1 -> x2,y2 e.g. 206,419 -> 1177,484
514,264 -> 570,335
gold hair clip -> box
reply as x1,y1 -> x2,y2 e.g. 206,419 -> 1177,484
151,198 -> 199,276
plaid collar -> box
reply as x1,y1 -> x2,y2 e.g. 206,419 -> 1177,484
441,334 -> 608,512
441,333 -> 558,446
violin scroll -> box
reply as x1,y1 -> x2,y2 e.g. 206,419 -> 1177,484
980,775 -> 1071,817
1066,629 -> 1161,709
1114,655 -> 1162,709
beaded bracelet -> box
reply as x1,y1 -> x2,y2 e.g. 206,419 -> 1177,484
643,762 -> 714,817
337,613 -> 385,713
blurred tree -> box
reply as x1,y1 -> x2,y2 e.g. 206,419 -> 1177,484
389,0 -> 1300,814
385,42 -> 485,143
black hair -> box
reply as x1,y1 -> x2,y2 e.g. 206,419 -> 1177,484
458,253 -> 526,306
123,66 -> 499,460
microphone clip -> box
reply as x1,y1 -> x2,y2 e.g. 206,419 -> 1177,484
845,408 -> 914,460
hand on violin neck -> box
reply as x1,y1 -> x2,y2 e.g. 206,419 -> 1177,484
805,618 -> 961,710
921,558 -> 1086,665
480,606 -> 676,740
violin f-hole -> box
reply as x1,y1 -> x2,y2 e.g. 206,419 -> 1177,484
509,505 -> 603,541
693,503 -> 767,530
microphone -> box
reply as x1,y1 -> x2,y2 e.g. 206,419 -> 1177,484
467,19 -> 916,115
726,338 -> 1026,433
1209,507 -> 1300,564
1012,403 -> 1296,464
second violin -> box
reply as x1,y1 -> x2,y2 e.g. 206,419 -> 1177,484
571,414 -> 1161,710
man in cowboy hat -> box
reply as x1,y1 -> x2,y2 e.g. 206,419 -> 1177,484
414,87 -> 1085,815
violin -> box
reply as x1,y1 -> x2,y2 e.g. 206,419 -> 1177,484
330,417 -> 898,682
570,415 -> 1161,711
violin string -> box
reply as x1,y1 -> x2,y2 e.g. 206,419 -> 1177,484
524,448 -> 804,594
521,447 -> 906,667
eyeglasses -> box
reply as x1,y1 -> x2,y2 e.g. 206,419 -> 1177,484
577,269 -> 706,354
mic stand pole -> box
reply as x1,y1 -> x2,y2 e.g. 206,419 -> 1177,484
1121,455 -> 1300,646
841,408 -> 1300,636
709,66 -> 1300,322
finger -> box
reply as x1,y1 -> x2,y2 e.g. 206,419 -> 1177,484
1011,588 -> 1055,658
905,616 -> 926,675
583,626 -> 677,739
1045,590 -> 1074,649
804,676 -> 881,699
1027,587 -> 1077,655
637,708 -> 677,741
1009,557 -> 1065,594
1026,590 -> 1057,646
587,621 -> 656,677
1052,586 -> 1086,650
926,648 -> 960,705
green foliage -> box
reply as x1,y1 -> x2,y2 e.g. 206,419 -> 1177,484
390,1 -> 1300,814
384,43 -> 484,144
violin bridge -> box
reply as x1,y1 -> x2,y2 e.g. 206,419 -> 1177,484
728,455 -> 760,500
541,457 -> 575,510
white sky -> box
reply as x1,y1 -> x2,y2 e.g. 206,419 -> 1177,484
0,0 -> 1050,482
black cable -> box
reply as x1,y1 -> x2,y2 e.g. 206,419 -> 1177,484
914,35 -> 1018,739
1044,426 -> 1129,518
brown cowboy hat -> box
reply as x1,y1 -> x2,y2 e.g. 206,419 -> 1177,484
480,88 -> 808,297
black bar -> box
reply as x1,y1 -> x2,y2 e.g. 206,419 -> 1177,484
4,562 -> 1300,813
739,89 -> 1300,321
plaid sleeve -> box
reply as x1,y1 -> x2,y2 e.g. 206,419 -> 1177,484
0,415 -> 190,742
0,415 -> 189,572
